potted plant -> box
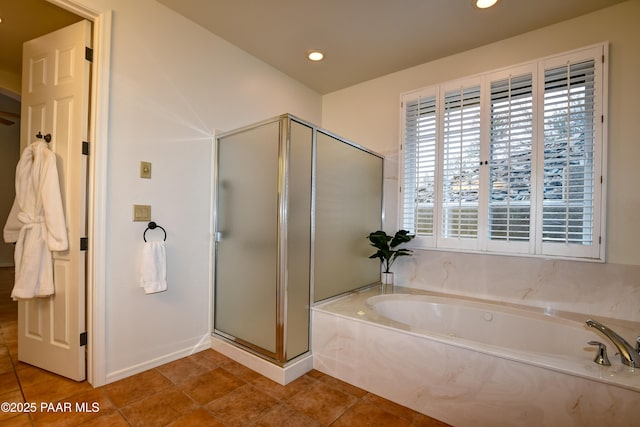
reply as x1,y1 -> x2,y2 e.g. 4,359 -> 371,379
367,230 -> 414,285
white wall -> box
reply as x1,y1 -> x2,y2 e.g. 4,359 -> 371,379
0,71 -> 21,97
15,0 -> 635,382
72,0 -> 321,382
322,1 -> 640,321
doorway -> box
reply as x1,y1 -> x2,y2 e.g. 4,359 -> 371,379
1,2 -> 87,382
0,0 -> 112,386
0,1 -> 82,268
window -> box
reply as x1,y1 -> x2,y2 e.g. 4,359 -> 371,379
441,84 -> 481,243
400,44 -> 606,261
488,70 -> 534,254
403,93 -> 437,240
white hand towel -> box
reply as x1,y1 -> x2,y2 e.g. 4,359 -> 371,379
140,241 -> 167,294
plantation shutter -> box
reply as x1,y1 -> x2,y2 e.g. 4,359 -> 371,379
542,59 -> 596,249
441,85 -> 481,244
488,73 -> 534,249
403,93 -> 437,237
399,43 -> 605,260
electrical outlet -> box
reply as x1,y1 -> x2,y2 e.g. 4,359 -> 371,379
133,204 -> 151,221
140,161 -> 152,179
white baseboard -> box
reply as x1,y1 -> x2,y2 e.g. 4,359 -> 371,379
105,336 -> 211,384
210,335 -> 312,385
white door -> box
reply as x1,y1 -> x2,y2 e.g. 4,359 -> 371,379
18,20 -> 91,381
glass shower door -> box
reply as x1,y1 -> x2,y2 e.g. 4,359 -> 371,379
214,114 -> 379,363
215,121 -> 280,356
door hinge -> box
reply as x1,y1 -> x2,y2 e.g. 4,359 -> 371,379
85,47 -> 93,62
80,237 -> 88,251
82,141 -> 89,155
80,332 -> 87,346
599,236 -> 602,244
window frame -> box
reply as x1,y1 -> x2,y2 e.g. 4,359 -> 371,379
438,77 -> 483,252
401,86 -> 439,248
484,63 -> 537,256
399,43 -> 607,262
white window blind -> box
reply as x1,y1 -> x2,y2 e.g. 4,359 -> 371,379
400,44 -> 606,261
441,85 -> 481,241
403,93 -> 437,237
489,73 -> 533,245
542,60 -> 596,246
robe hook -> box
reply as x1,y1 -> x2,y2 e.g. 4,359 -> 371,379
36,132 -> 52,143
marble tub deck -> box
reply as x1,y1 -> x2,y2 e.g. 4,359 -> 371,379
312,285 -> 640,427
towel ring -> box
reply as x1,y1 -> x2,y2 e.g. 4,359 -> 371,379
143,221 -> 166,242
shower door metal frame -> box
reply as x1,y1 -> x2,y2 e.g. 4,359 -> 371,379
213,114 -> 302,365
213,113 -> 384,366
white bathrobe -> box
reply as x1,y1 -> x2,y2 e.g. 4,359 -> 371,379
3,141 -> 68,299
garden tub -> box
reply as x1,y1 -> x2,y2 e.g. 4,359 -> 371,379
312,287 -> 640,426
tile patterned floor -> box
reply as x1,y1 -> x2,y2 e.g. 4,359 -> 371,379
0,267 -> 450,426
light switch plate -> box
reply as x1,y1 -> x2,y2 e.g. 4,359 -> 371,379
140,161 -> 152,179
133,204 -> 151,221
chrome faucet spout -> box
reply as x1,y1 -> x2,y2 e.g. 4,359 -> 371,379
586,319 -> 640,368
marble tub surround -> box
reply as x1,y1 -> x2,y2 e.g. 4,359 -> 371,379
315,285 -> 639,340
315,286 -> 640,391
393,250 -> 640,322
312,287 -> 639,426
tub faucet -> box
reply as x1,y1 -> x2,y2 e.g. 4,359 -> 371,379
585,319 -> 640,368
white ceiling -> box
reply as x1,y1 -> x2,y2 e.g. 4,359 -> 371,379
156,0 -> 626,94
0,0 -> 82,79
0,0 -> 627,95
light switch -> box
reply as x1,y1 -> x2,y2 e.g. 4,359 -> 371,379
140,161 -> 152,179
133,204 -> 151,221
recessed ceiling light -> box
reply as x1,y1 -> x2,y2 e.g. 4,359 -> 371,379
475,0 -> 499,9
307,50 -> 324,62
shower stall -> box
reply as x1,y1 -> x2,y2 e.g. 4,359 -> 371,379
213,114 -> 383,369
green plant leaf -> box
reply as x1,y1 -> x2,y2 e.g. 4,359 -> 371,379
390,229 -> 414,248
395,248 -> 413,256
367,231 -> 391,250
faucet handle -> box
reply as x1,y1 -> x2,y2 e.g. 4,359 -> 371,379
588,341 -> 611,366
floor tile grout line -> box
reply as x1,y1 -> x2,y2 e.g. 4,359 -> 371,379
1,266 -> 447,426
11,356 -> 28,416
1,316 -> 31,423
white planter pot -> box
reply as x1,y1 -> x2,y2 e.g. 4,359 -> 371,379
381,272 -> 394,285
381,272 -> 394,293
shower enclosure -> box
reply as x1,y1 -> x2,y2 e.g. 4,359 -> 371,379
214,114 -> 382,365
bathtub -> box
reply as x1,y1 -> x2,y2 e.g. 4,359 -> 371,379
312,287 -> 640,427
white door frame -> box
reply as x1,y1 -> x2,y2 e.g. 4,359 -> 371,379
48,0 -> 112,387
